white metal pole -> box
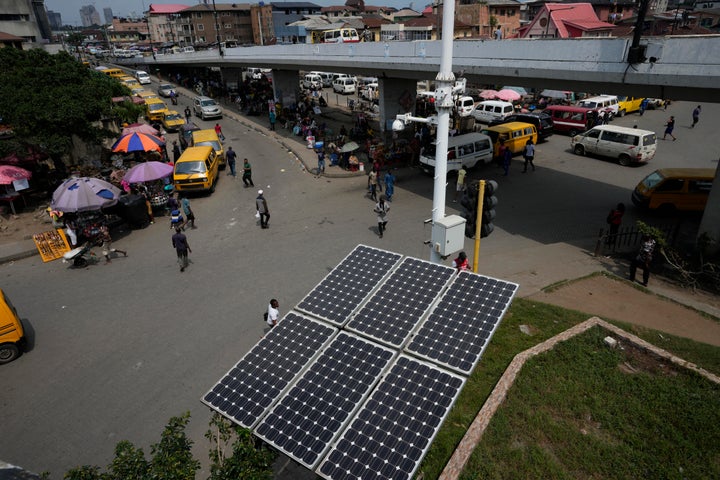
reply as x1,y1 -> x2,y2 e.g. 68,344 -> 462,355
430,0 -> 456,264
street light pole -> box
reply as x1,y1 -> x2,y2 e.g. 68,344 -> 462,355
428,0 -> 456,264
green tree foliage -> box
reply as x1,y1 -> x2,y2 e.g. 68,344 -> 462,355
108,441 -> 149,479
64,465 -> 106,480
148,412 -> 200,480
0,48 -> 124,160
205,412 -> 275,480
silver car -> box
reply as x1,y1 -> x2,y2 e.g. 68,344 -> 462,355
157,83 -> 176,97
193,96 -> 223,120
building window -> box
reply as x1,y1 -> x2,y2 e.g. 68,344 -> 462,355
224,23 -> 232,29
195,12 -> 203,19
197,24 -> 204,31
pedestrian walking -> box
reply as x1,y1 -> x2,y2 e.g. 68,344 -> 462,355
269,110 -> 276,131
374,195 -> 389,238
242,158 -> 254,187
266,299 -> 280,328
452,251 -> 469,271
316,149 -> 326,175
180,194 -> 196,229
368,168 -> 379,201
454,166 -> 466,202
639,98 -> 649,116
502,141 -> 512,176
214,123 -> 225,141
522,139 -> 535,172
97,225 -> 127,264
384,169 -> 396,202
663,116 -> 676,141
171,226 -> 191,272
629,234 -> 656,287
226,146 -> 237,177
172,141 -> 181,163
184,106 -> 191,123
256,190 -> 270,229
691,105 -> 701,128
605,202 -> 625,248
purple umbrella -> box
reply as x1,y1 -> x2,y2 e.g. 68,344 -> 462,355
123,161 -> 174,183
51,177 -> 121,212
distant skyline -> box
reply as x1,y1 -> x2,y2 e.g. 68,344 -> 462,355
44,0 -> 424,27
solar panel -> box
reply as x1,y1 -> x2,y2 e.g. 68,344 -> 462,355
255,332 -> 396,469
296,245 -> 402,326
406,271 -> 518,375
202,312 -> 337,428
317,355 -> 465,480
346,257 -> 456,348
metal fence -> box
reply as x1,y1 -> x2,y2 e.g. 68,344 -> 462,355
594,223 -> 678,257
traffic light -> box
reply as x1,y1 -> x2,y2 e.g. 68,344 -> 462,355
461,183 -> 479,238
481,180 -> 498,238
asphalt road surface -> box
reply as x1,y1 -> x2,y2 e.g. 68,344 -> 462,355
0,95 -> 716,478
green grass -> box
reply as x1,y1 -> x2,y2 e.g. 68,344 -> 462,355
417,298 -> 720,480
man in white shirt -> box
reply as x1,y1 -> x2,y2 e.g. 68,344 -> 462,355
266,299 -> 280,328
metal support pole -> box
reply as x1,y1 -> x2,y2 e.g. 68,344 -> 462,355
473,180 -> 484,273
429,0 -> 456,264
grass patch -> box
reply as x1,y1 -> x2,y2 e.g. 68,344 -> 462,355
417,298 -> 720,479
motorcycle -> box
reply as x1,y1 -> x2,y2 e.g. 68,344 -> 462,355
63,240 -> 98,268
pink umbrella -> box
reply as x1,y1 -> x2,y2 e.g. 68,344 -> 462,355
122,123 -> 159,136
496,89 -> 521,102
479,89 -> 499,100
0,165 -> 32,185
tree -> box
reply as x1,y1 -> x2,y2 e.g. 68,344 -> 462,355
149,412 -> 200,480
0,48 -> 126,164
205,412 -> 275,480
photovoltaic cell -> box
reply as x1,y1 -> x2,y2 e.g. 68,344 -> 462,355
202,313 -> 336,428
346,257 -> 456,348
255,332 -> 396,469
296,245 -> 402,326
317,355 -> 465,480
406,271 -> 518,375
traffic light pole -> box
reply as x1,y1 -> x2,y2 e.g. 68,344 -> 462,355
473,180 -> 485,272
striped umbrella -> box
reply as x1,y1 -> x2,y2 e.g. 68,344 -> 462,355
111,132 -> 165,153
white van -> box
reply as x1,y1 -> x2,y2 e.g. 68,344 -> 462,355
571,125 -> 656,166
456,96 -> 476,117
311,72 -> 334,88
419,132 -> 494,173
470,100 -> 514,124
303,73 -> 323,90
333,77 -> 356,94
577,95 -> 619,117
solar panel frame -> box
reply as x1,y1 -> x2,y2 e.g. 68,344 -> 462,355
405,271 -> 519,375
254,331 -> 397,469
295,245 -> 403,326
316,355 -> 466,480
202,312 -> 337,429
345,257 -> 456,348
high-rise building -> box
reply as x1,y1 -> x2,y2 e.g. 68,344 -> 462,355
47,10 -> 62,30
103,7 -> 113,25
79,5 -> 101,27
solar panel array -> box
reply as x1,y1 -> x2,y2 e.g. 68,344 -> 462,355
296,245 -> 402,325
203,244 -> 519,479
406,271 -> 518,375
346,258 -> 456,348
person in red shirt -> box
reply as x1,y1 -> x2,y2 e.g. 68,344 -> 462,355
214,123 -> 225,141
452,251 -> 469,271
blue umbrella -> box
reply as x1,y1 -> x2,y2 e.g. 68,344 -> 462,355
51,177 -> 121,212
111,132 -> 165,153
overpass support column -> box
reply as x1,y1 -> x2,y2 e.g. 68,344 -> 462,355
378,77 -> 420,135
272,70 -> 300,112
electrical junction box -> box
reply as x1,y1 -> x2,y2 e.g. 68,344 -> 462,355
431,215 -> 466,257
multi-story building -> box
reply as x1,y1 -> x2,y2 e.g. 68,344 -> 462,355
0,0 -> 52,45
271,2 -> 323,43
79,5 -> 101,27
104,8 -> 114,25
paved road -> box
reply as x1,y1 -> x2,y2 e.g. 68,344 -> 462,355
0,90 -> 716,478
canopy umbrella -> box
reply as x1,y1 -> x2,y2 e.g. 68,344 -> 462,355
496,89 -> 521,102
51,177 -> 121,213
121,123 -> 159,137
479,89 -> 499,100
111,132 -> 165,153
502,86 -> 529,96
0,165 -> 32,185
541,89 -> 571,100
123,161 -> 174,183
340,141 -> 360,153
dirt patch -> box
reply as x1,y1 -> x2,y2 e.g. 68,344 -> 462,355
0,205 -> 56,242
529,275 -> 720,347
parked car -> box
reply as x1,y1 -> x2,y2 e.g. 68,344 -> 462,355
489,112 -> 553,140
161,110 -> 185,132
157,83 -> 176,97
135,70 -> 151,85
